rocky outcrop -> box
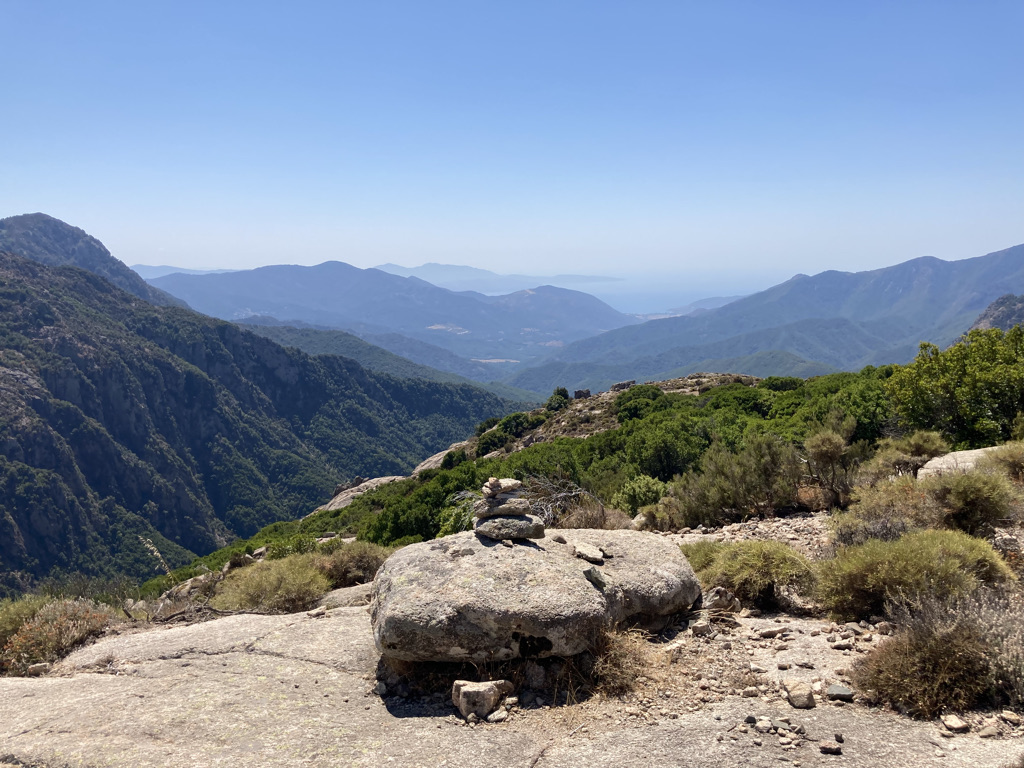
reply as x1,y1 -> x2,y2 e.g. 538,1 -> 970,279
918,447 -> 998,479
315,476 -> 407,514
370,529 -> 702,662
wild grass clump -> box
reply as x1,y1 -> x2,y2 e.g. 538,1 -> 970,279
684,540 -> 814,608
1,598 -> 117,675
311,541 -> 393,588
678,540 -> 728,573
587,628 -> 652,697
816,529 -> 1014,620
211,554 -> 331,613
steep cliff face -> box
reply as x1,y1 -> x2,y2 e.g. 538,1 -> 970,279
0,254 -> 513,593
971,294 -> 1024,331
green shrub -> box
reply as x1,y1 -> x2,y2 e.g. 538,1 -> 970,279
678,540 -> 728,573
545,387 -> 570,412
861,430 -> 949,483
0,594 -> 49,650
211,554 -> 331,613
830,477 -> 940,547
923,470 -> 1018,534
266,534 -> 319,560
610,474 -> 665,514
476,428 -> 511,456
816,529 -> 1014,620
311,541 -> 392,588
440,449 -> 468,470
661,435 -> 801,528
981,442 -> 1024,484
475,417 -> 500,436
1,598 -> 116,675
691,540 -> 814,608
852,597 -> 991,718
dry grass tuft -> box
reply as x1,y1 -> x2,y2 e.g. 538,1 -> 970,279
853,596 -> 990,718
311,540 -> 393,588
211,554 -> 330,613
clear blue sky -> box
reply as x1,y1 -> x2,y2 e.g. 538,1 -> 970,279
2,1 -> 1021,307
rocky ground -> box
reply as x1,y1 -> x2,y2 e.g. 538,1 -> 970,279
0,594 -> 1020,767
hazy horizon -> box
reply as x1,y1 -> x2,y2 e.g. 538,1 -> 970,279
2,2 -> 1021,300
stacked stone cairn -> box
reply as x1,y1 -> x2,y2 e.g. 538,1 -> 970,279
472,477 -> 545,542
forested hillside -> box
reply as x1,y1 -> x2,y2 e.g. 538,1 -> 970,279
0,253 -> 516,595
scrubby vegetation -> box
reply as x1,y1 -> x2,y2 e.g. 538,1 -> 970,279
211,555 -> 331,614
816,530 -> 1014,621
854,592 -> 1024,717
682,540 -> 814,608
0,598 -> 117,676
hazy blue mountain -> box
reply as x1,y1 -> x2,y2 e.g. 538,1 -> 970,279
242,323 -> 538,403
131,264 -> 238,279
374,262 -> 620,294
505,244 -> 1024,393
0,213 -> 186,308
148,263 -> 638,362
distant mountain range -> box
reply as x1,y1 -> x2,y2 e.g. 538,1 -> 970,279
502,245 -> 1024,393
131,264 -> 238,279
374,262 -> 619,295
147,263 -> 639,363
241,322 -> 538,403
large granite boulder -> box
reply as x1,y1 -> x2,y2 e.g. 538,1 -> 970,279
370,529 -> 701,662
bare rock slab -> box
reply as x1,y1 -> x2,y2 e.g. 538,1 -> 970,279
371,529 -> 702,662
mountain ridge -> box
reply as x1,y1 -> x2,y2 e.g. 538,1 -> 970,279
0,213 -> 186,308
0,251 -> 517,592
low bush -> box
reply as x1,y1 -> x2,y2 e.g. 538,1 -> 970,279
816,529 -> 1014,620
981,442 -> 1024,484
557,502 -> 632,530
211,555 -> 331,613
923,470 -> 1018,534
1,598 -> 117,675
687,540 -> 814,608
662,436 -> 801,528
0,594 -> 49,650
852,597 -> 991,718
830,477 -> 939,547
854,590 -> 1024,717
610,474 -> 665,515
311,541 -> 393,588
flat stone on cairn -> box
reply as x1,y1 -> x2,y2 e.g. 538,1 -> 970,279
473,477 -> 544,541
